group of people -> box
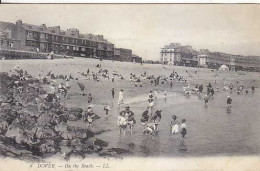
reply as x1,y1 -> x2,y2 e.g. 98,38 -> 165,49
117,106 -> 136,134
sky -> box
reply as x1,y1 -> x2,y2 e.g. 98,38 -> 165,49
0,4 -> 259,60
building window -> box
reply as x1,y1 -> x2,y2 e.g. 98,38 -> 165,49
40,33 -> 45,39
26,40 -> 32,46
27,31 -> 33,37
33,32 -> 38,38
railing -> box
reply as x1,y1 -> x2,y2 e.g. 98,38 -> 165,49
0,48 -> 72,59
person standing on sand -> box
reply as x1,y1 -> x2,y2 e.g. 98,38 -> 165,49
154,89 -> 158,99
170,81 -> 173,88
88,93 -> 92,103
111,88 -> 115,99
77,82 -> 85,96
118,89 -> 124,105
148,98 -> 154,113
251,85 -> 255,93
148,90 -> 153,99
199,84 -> 203,94
112,76 -> 115,83
104,105 -> 111,116
164,90 -> 167,100
227,96 -> 232,110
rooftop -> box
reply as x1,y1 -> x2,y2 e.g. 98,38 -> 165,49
17,20 -> 112,44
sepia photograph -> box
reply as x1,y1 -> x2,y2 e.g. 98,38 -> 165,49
0,4 -> 259,171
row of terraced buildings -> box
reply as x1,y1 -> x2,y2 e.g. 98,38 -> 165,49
0,20 -> 142,62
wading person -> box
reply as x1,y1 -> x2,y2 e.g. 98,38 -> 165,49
227,96 -> 232,110
119,106 -> 134,119
117,113 -> 127,134
144,122 -> 158,135
151,109 -> 162,131
127,115 -> 136,134
204,94 -> 209,106
180,119 -> 187,139
170,115 -> 179,134
141,107 -> 150,127
85,106 -> 95,127
199,84 -> 203,94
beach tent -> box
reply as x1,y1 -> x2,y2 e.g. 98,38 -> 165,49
219,65 -> 229,71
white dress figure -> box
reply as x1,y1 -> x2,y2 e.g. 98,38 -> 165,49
118,90 -> 124,105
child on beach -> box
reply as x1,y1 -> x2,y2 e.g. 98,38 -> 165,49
204,94 -> 209,106
127,116 -> 136,134
164,90 -> 167,100
144,122 -> 158,135
148,98 -> 154,113
180,119 -> 187,139
251,85 -> 255,93
85,106 -> 95,127
111,88 -> 115,99
118,89 -> 124,105
227,96 -> 232,110
148,91 -> 153,99
117,113 -> 127,134
154,90 -> 158,99
170,115 -> 179,134
112,76 -> 115,83
104,105 -> 111,116
141,107 -> 149,126
88,93 -> 93,103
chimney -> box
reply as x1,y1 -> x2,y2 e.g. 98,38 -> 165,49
16,20 -> 22,26
41,24 -> 47,30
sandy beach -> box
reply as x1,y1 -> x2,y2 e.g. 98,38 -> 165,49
0,58 -> 260,159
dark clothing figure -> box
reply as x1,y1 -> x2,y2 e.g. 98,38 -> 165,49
111,88 -> 115,99
227,97 -> 232,104
88,94 -> 93,103
251,85 -> 255,93
199,84 -> 203,93
141,109 -> 149,123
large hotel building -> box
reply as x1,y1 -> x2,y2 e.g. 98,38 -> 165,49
161,43 -> 260,72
